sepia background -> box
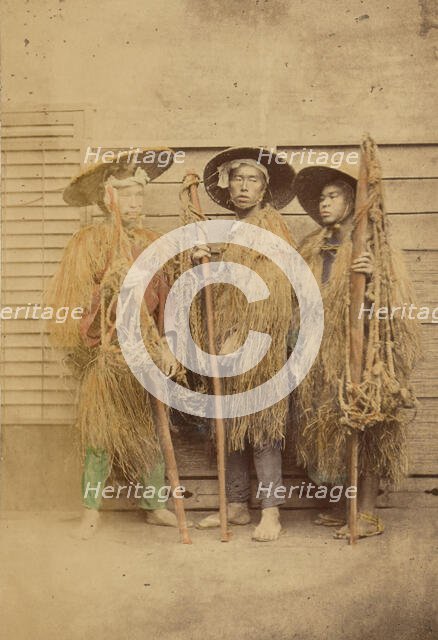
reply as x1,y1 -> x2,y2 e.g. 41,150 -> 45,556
1,0 -> 437,511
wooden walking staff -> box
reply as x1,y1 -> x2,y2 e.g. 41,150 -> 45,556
152,283 -> 192,544
347,140 -> 370,545
107,185 -> 192,544
185,173 -> 230,543
151,398 -> 192,545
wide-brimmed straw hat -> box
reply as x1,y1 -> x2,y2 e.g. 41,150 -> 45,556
294,166 -> 357,225
63,148 -> 174,207
203,147 -> 296,211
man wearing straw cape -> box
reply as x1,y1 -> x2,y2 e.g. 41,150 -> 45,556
191,147 -> 297,541
46,150 -> 190,539
293,137 -> 421,539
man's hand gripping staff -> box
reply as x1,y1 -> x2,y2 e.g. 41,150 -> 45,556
106,183 -> 192,545
180,172 -> 231,543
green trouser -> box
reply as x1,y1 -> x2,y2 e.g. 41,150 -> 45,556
82,447 -> 167,511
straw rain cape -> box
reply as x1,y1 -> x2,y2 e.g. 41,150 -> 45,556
45,221 -> 168,481
214,205 -> 296,451
295,195 -> 421,484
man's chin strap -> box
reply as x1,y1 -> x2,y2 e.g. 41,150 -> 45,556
324,202 -> 354,239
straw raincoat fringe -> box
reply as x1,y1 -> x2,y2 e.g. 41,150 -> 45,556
214,205 -> 296,451
296,146 -> 421,484
46,221 -> 167,481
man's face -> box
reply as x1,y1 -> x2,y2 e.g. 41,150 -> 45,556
319,183 -> 350,226
228,164 -> 266,210
116,184 -> 145,229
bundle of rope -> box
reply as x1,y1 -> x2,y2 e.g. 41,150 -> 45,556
339,137 -> 420,433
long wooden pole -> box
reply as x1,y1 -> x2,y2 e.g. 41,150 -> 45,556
187,178 -> 230,543
152,397 -> 192,544
108,185 -> 191,544
153,281 -> 192,544
348,143 -> 369,545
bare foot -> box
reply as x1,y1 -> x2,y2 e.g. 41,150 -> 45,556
196,502 -> 251,529
252,507 -> 283,542
334,512 -> 384,539
145,508 -> 193,528
77,509 -> 100,540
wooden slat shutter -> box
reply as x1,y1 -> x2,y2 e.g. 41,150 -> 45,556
1,109 -> 84,423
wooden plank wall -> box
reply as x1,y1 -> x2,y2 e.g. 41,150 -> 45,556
1,109 -> 437,511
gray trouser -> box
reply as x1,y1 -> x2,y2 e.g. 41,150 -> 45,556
226,441 -> 285,509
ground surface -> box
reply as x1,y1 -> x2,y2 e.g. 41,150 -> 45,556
1,508 -> 437,640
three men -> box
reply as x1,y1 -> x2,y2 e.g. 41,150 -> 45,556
49,145 -> 420,542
